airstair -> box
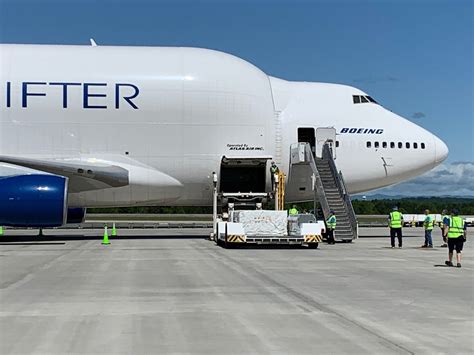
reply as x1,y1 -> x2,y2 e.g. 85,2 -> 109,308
288,142 -> 358,241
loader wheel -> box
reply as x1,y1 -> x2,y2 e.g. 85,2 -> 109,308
308,243 -> 319,249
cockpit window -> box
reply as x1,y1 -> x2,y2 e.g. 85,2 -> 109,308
353,95 -> 379,104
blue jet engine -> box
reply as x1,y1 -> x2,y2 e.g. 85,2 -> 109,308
0,174 -> 68,227
66,207 -> 86,224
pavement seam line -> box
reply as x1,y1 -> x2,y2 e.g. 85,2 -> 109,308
204,246 -> 415,355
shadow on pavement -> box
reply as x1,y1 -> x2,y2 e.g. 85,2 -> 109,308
0,242 -> 66,245
216,243 -> 318,250
0,234 -> 207,242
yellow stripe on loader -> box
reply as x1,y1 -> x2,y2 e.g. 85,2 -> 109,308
304,235 -> 322,243
227,235 -> 246,243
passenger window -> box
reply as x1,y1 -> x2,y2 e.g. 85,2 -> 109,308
374,142 -> 379,148
353,95 -> 361,104
398,142 -> 402,148
382,142 -> 387,148
367,141 -> 371,148
406,142 -> 410,149
361,96 -> 369,103
421,143 -> 425,149
336,141 -> 340,147
390,142 -> 395,148
413,142 -> 418,149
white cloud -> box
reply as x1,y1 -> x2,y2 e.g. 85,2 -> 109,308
365,162 -> 474,197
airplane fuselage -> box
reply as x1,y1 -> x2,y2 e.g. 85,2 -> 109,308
0,44 -> 448,207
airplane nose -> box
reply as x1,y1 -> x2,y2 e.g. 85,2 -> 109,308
434,136 -> 449,164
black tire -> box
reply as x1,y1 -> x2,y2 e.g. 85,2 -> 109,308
307,243 -> 319,249
216,238 -> 225,248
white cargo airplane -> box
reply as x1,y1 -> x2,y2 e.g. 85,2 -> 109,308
0,44 -> 448,226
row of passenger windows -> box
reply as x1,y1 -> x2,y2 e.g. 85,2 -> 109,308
334,141 -> 426,149
353,95 -> 379,104
367,141 -> 426,149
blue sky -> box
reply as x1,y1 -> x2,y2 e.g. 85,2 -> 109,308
0,0 -> 472,196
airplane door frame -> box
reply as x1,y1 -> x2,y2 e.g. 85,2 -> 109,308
297,127 -> 316,156
315,127 -> 336,159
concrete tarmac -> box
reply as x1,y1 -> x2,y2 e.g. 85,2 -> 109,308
0,228 -> 472,354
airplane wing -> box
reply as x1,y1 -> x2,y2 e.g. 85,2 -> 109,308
0,155 -> 129,193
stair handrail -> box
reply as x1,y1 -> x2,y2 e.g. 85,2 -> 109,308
288,143 -> 331,218
322,144 -> 358,238
306,145 -> 331,218
338,170 -> 358,236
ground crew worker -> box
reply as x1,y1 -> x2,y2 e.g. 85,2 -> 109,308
444,209 -> 467,268
289,205 -> 299,215
270,161 -> 280,190
439,209 -> 449,247
388,206 -> 403,248
421,209 -> 434,248
326,210 -> 336,244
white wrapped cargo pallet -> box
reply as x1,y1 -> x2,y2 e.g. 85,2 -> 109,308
233,210 -> 288,237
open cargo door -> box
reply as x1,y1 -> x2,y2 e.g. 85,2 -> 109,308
219,156 -> 272,193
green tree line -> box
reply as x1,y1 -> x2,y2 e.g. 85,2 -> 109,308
88,197 -> 474,215
352,197 -> 474,215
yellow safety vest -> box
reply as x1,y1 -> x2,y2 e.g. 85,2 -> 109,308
441,215 -> 449,227
326,215 -> 337,229
389,211 -> 402,228
289,208 -> 298,215
423,215 -> 434,231
447,216 -> 464,238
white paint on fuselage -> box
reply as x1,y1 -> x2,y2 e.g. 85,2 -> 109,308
272,78 -> 448,194
0,44 -> 448,207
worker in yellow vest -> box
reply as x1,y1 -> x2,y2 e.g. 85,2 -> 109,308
421,209 -> 434,248
289,205 -> 299,215
326,210 -> 337,244
388,206 -> 403,248
439,209 -> 449,247
270,161 -> 280,191
444,209 -> 467,268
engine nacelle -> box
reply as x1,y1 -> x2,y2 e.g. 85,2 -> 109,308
0,174 -> 68,227
66,207 -> 86,224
